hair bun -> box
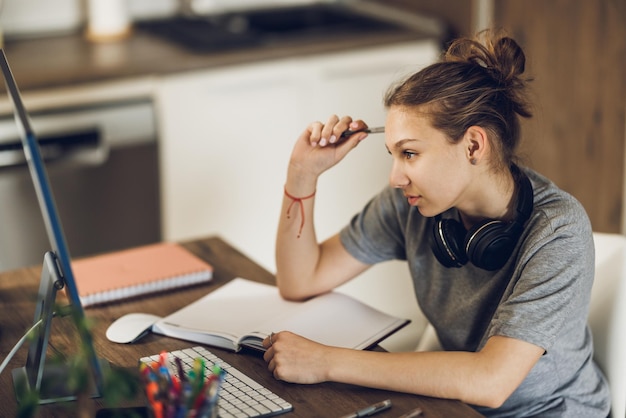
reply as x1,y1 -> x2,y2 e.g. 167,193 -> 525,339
490,36 -> 526,85
445,30 -> 527,87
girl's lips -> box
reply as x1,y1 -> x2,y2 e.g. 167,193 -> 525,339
406,195 -> 420,206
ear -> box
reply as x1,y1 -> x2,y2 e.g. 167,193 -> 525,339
463,126 -> 489,165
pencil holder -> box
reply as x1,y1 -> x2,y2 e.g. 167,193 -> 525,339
146,401 -> 219,418
141,353 -> 224,418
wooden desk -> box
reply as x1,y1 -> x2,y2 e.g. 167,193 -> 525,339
0,236 -> 483,418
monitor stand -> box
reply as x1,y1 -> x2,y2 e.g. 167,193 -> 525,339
11,251 -> 109,404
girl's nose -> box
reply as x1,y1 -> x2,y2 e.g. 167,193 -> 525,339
389,162 -> 409,189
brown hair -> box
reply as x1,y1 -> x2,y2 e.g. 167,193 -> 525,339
384,30 -> 532,169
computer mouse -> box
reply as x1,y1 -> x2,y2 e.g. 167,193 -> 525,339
105,313 -> 162,344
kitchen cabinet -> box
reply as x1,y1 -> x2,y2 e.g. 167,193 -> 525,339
155,39 -> 440,351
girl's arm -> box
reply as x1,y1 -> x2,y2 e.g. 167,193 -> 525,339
275,116 -> 371,300
264,332 -> 544,408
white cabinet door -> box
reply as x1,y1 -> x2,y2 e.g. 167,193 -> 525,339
156,59 -> 303,270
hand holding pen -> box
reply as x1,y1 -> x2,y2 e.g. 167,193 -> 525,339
307,115 -> 384,148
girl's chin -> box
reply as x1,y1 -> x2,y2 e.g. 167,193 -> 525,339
406,196 -> 441,218
413,203 -> 440,219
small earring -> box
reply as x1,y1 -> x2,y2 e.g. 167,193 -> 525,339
470,158 -> 477,165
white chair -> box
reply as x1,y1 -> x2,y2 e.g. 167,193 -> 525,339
415,321 -> 441,352
590,232 -> 626,418
415,232 -> 626,416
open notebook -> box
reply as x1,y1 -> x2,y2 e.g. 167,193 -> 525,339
152,277 -> 410,352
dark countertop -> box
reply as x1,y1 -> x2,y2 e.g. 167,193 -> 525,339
1,22 -> 438,94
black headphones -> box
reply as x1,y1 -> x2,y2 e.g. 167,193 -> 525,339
430,165 -> 533,271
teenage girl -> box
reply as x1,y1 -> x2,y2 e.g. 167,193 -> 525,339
263,30 -> 610,417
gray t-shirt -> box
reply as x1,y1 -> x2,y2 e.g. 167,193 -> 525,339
339,168 -> 610,417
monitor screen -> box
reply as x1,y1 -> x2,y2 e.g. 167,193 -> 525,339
0,49 -> 104,399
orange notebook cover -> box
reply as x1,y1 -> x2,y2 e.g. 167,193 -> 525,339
71,242 -> 213,307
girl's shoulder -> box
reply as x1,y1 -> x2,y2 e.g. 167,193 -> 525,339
522,167 -> 593,251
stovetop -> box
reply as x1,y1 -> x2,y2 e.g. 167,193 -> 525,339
135,3 -> 409,52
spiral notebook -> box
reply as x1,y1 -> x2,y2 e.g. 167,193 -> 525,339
71,242 -> 213,307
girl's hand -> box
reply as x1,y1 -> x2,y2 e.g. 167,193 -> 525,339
262,331 -> 332,384
289,115 -> 369,179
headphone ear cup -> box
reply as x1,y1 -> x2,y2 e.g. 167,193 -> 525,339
464,220 -> 516,271
431,165 -> 533,270
431,218 -> 468,268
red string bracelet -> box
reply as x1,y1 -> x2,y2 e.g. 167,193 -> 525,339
284,186 -> 316,238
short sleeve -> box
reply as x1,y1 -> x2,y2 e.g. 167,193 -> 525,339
339,186 -> 410,264
487,206 -> 595,352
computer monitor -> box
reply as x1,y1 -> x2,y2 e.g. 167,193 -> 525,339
0,49 -> 107,403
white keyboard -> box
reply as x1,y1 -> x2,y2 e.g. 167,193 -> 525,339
140,346 -> 293,418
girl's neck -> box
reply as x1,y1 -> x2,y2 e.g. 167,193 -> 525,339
458,168 -> 517,230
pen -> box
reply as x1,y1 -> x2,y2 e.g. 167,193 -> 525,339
396,407 -> 423,418
175,356 -> 186,382
195,358 -> 205,386
339,399 -> 392,418
340,126 -> 385,139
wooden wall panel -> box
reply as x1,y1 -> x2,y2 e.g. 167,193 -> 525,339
494,0 -> 626,233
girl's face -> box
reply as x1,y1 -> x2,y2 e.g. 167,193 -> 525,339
385,106 -> 473,217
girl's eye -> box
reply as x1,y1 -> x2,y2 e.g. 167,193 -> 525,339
403,150 -> 417,159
